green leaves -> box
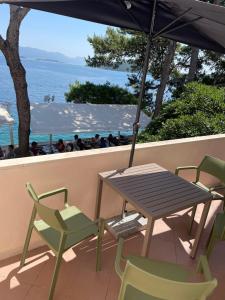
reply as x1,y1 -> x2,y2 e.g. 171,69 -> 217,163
65,81 -> 137,105
86,28 -> 147,71
138,82 -> 225,142
86,27 -> 177,113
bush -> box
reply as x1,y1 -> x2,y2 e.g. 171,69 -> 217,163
138,82 -> 225,142
65,81 -> 137,105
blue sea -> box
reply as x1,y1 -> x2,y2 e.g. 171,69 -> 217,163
0,58 -> 132,145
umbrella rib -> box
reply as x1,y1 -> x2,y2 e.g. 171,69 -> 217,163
190,12 -> 225,27
157,16 -> 202,39
149,0 -> 157,35
152,7 -> 193,39
117,0 -> 146,32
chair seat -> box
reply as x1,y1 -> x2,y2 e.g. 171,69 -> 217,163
34,205 -> 98,252
123,256 -> 191,300
194,182 -> 224,200
212,213 -> 225,239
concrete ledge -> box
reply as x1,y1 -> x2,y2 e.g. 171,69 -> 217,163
0,133 -> 225,169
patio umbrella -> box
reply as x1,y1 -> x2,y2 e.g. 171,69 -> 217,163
2,0 -> 225,166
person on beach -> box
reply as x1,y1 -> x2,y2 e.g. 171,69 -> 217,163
30,141 -> 39,156
107,134 -> 114,146
56,139 -> 65,152
93,134 -> 101,148
100,137 -> 107,148
6,144 -> 15,159
112,136 -> 119,146
73,134 -> 79,150
66,142 -> 74,152
90,137 -> 96,148
77,138 -> 85,150
0,146 -> 4,158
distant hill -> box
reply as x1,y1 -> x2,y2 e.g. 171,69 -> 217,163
0,46 -> 131,72
19,47 -> 85,65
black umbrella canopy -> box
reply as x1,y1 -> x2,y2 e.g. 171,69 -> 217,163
2,0 -> 225,54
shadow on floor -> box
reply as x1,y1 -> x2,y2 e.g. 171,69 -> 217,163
0,203 -> 224,300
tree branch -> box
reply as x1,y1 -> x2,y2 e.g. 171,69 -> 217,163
17,7 -> 30,22
6,5 -> 30,48
10,5 -> 30,22
0,35 -> 5,51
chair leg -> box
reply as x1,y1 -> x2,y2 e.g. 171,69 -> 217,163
20,207 -> 37,267
48,234 -> 66,300
96,218 -> 105,272
48,252 -> 63,300
206,237 -> 217,259
189,205 -> 197,235
205,227 -> 217,259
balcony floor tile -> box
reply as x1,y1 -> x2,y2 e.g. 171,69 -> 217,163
0,201 -> 224,300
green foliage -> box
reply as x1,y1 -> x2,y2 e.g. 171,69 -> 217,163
87,28 -> 174,79
65,81 -> 137,105
86,0 -> 225,117
86,27 -> 176,111
138,82 -> 225,142
174,46 -> 225,90
87,28 -> 148,72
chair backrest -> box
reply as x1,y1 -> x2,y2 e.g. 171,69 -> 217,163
197,155 -> 225,184
118,260 -> 217,300
26,183 -> 67,232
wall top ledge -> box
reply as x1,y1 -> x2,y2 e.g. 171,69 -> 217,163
0,134 -> 224,170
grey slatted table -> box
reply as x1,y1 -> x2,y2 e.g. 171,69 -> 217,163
95,163 -> 213,258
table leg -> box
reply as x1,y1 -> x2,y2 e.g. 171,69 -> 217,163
95,177 -> 103,220
141,216 -> 155,257
121,199 -> 127,219
190,200 -> 212,258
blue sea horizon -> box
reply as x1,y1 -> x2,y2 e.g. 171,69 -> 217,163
0,57 -> 133,146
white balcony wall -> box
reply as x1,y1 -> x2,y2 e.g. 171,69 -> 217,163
0,134 -> 225,260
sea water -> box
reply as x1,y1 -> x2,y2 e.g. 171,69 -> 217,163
0,57 -> 132,145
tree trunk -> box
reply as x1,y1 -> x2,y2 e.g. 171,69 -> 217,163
187,0 -> 221,83
4,51 -> 30,156
187,47 -> 199,82
153,41 -> 176,118
0,6 -> 30,157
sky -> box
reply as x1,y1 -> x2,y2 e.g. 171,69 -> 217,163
0,4 -> 108,58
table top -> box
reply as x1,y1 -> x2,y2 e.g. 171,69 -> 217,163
99,163 -> 213,219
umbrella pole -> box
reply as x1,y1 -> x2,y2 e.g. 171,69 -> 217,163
128,0 -> 157,168
121,0 -> 157,219
128,35 -> 153,168
120,35 -> 153,219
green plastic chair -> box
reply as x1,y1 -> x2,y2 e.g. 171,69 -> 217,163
115,238 -> 217,300
205,212 -> 225,259
21,183 -> 105,300
175,155 -> 225,233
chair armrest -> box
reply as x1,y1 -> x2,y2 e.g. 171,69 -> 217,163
175,166 -> 198,176
115,238 -> 126,279
38,187 -> 68,206
196,255 -> 213,281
